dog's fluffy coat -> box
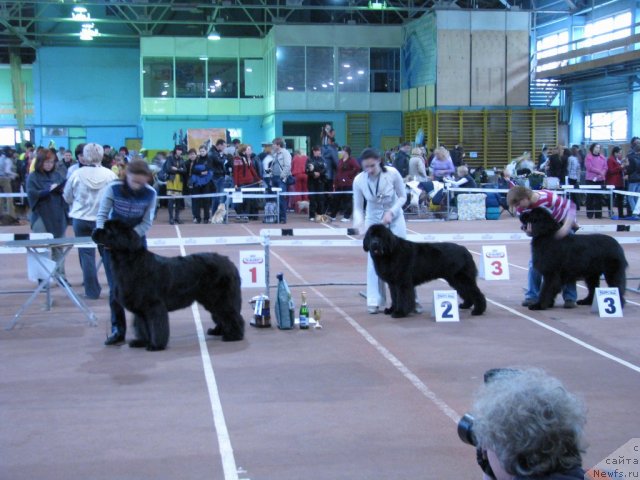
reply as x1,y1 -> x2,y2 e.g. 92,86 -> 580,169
363,224 -> 486,317
520,208 -> 627,310
92,220 -> 244,350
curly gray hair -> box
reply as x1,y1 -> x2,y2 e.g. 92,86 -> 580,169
472,368 -> 586,477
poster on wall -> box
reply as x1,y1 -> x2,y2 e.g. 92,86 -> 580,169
187,128 -> 227,152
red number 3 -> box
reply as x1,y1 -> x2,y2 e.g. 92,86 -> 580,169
491,260 -> 503,276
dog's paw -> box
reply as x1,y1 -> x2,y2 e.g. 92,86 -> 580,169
459,301 -> 473,310
128,339 -> 148,348
576,298 -> 591,306
383,307 -> 394,315
222,334 -> 244,342
471,308 -> 484,316
528,303 -> 545,311
391,311 -> 409,318
207,325 -> 222,336
146,344 -> 166,351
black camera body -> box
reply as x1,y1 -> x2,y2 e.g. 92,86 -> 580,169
457,368 -> 520,480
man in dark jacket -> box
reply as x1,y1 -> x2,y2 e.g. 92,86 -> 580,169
209,138 -> 230,214
393,142 -> 411,178
306,145 -> 326,221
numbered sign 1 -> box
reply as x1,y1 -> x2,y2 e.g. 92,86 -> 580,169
432,290 -> 460,322
479,245 -> 510,281
239,250 -> 266,288
594,288 -> 623,318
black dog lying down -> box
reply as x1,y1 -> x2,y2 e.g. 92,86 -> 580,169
520,208 -> 627,310
363,224 -> 486,317
92,219 -> 244,351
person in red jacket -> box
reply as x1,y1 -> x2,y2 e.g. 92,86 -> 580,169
233,144 -> 260,221
606,146 -> 630,219
328,146 -> 361,222
290,149 -> 309,211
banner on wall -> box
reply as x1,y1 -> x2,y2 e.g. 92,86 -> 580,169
187,128 -> 227,152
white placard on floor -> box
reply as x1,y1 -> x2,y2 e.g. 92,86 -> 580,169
479,245 -> 510,281
593,288 -> 623,318
239,250 -> 266,288
432,290 -> 460,322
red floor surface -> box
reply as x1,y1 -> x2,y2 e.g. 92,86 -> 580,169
1,210 -> 639,480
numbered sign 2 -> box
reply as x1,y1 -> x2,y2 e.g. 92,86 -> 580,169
239,250 -> 266,288
594,288 -> 623,318
479,245 -> 510,281
432,290 -> 460,322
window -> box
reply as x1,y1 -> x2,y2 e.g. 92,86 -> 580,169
536,31 -> 569,72
277,46 -> 305,92
241,59 -> 264,98
338,47 -> 368,93
175,59 -> 206,98
306,47 -> 334,92
583,11 -> 631,48
142,57 -> 174,97
584,110 -> 628,141
207,59 -> 238,98
370,48 -> 400,93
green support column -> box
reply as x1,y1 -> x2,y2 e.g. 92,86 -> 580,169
9,50 -> 26,149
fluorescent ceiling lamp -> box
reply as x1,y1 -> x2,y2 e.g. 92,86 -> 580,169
72,6 -> 90,21
245,67 -> 253,72
79,23 -> 99,40
368,0 -> 386,10
208,28 -> 221,40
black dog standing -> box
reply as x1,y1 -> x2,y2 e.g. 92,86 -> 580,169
92,220 -> 245,351
520,208 -> 627,309
363,224 -> 486,318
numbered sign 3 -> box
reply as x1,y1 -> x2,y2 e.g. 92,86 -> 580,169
432,290 -> 460,322
479,245 -> 510,281
239,250 -> 266,288
594,288 -> 623,318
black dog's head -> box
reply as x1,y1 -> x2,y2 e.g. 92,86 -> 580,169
519,208 -> 560,238
92,219 -> 144,252
363,224 -> 398,257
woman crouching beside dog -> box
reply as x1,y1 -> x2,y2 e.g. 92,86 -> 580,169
507,186 -> 578,309
353,148 -> 417,314
96,160 -> 157,346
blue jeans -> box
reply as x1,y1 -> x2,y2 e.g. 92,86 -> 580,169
72,218 -> 101,299
211,176 -> 232,214
628,181 -> 640,212
525,258 -> 577,302
271,176 -> 287,223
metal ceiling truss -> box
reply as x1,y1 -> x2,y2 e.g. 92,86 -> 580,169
0,0 -> 594,62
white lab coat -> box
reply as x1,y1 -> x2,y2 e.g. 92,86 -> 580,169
352,166 -> 407,308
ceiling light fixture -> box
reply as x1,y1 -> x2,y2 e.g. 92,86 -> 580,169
207,28 -> 221,40
368,0 -> 387,10
79,23 -> 99,41
72,6 -> 91,21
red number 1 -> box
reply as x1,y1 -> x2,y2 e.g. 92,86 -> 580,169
249,266 -> 257,283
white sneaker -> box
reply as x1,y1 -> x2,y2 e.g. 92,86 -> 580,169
309,217 -> 315,222
414,302 -> 424,314
367,306 -> 380,314
340,218 -> 350,223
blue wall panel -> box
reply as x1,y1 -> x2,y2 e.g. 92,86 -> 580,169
33,46 -> 141,146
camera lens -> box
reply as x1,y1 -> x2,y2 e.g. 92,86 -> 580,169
457,413 -> 477,446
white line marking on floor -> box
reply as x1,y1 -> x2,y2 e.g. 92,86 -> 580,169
268,248 -> 461,425
176,226 -> 239,480
485,296 -> 640,374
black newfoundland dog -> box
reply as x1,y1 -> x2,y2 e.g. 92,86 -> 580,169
363,224 -> 486,317
520,208 -> 627,310
92,219 -> 244,351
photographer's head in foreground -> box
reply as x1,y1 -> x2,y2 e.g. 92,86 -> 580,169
466,368 -> 586,480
